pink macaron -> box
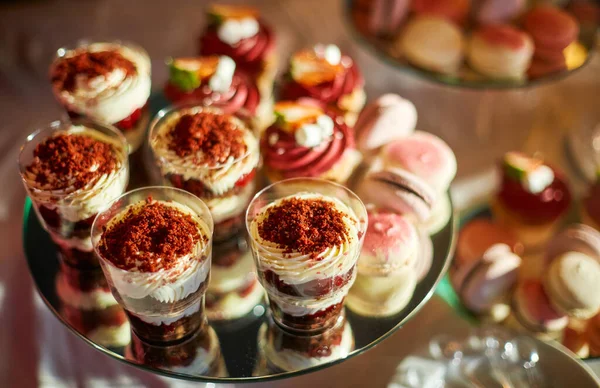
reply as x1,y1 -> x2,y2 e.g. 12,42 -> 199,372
359,211 -> 420,277
523,5 -> 579,51
452,243 -> 522,316
513,279 -> 569,334
358,168 -> 437,222
411,0 -> 471,25
415,227 -> 434,281
354,94 -> 417,154
381,131 -> 457,193
545,224 -> 600,267
475,0 -> 526,24
369,0 -> 411,36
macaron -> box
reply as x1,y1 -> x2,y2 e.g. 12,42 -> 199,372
359,211 -> 420,277
354,94 -> 417,154
512,279 -> 569,334
415,227 -> 434,281
422,192 -> 452,235
545,224 -> 600,266
467,25 -> 534,80
381,131 -> 457,193
455,218 -> 523,269
369,0 -> 411,36
475,0 -> 526,24
399,16 -> 465,75
358,168 -> 437,222
452,243 -> 522,318
523,6 -> 579,51
411,0 -> 471,25
543,251 -> 600,319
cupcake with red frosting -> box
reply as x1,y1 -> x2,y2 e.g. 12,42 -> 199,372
49,42 -> 151,153
164,56 -> 273,132
199,4 -> 277,110
582,170 -> 600,231
280,44 -> 366,125
261,100 -> 362,185
492,152 -> 572,250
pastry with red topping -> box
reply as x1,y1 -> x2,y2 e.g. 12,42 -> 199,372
582,171 -> 600,231
164,56 -> 274,132
247,180 -> 367,333
149,106 -> 259,241
467,25 -> 534,80
491,152 -> 572,250
280,45 -> 366,125
49,42 -> 151,152
19,120 -> 129,269
206,233 -> 264,321
199,4 -> 277,107
346,211 -> 421,317
93,190 -> 213,344
261,100 -> 362,185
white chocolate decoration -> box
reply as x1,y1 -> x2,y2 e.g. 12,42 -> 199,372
522,164 -> 554,194
294,114 -> 335,148
209,56 -> 236,92
317,44 -> 342,66
218,18 -> 260,45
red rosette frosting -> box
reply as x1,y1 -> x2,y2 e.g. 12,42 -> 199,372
584,182 -> 600,226
164,71 -> 260,115
280,56 -> 364,106
262,100 -> 355,179
497,165 -> 571,224
199,22 -> 275,75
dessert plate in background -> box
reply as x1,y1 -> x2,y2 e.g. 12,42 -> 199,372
22,191 -> 456,382
344,0 -> 598,90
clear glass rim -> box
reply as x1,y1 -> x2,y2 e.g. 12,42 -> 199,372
18,117 -> 129,200
147,102 -> 256,170
245,177 -> 368,248
91,185 -> 214,274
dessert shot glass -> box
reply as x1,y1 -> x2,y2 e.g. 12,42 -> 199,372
246,178 -> 367,334
19,118 -> 129,269
49,41 -> 152,153
149,103 -> 260,242
92,187 -> 213,343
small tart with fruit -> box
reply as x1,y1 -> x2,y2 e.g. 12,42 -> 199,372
164,56 -> 260,116
280,44 -> 365,124
582,169 -> 600,231
261,99 -> 361,184
492,152 -> 572,249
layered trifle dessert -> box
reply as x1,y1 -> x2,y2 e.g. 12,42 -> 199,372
261,100 -> 362,185
198,4 -> 277,114
19,120 -> 128,269
49,41 -> 151,152
280,44 -> 365,125
246,178 -> 367,333
164,56 -> 273,132
93,188 -> 213,343
56,263 -> 130,348
149,106 -> 259,241
257,313 -> 354,372
206,233 -> 264,321
127,320 -> 226,377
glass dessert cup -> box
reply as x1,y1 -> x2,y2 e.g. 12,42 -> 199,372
92,186 -> 214,344
50,41 -> 152,153
18,118 -> 129,269
148,103 -> 260,242
246,178 -> 368,334
257,312 -> 354,373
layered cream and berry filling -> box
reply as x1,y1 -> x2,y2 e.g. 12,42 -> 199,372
50,42 -> 151,149
61,303 -> 130,348
22,125 -> 128,267
261,100 -> 361,184
150,107 -> 259,239
97,198 -> 211,342
249,193 -> 362,330
199,5 -> 276,77
164,56 -> 261,114
261,314 -> 354,372
55,264 -> 116,310
280,45 -> 365,122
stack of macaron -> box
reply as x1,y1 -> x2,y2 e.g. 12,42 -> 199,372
354,0 -> 588,81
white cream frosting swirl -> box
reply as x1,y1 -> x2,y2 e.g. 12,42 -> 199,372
101,200 -> 211,304
53,42 -> 151,124
249,193 -> 361,285
23,126 -> 128,224
151,107 -> 259,196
